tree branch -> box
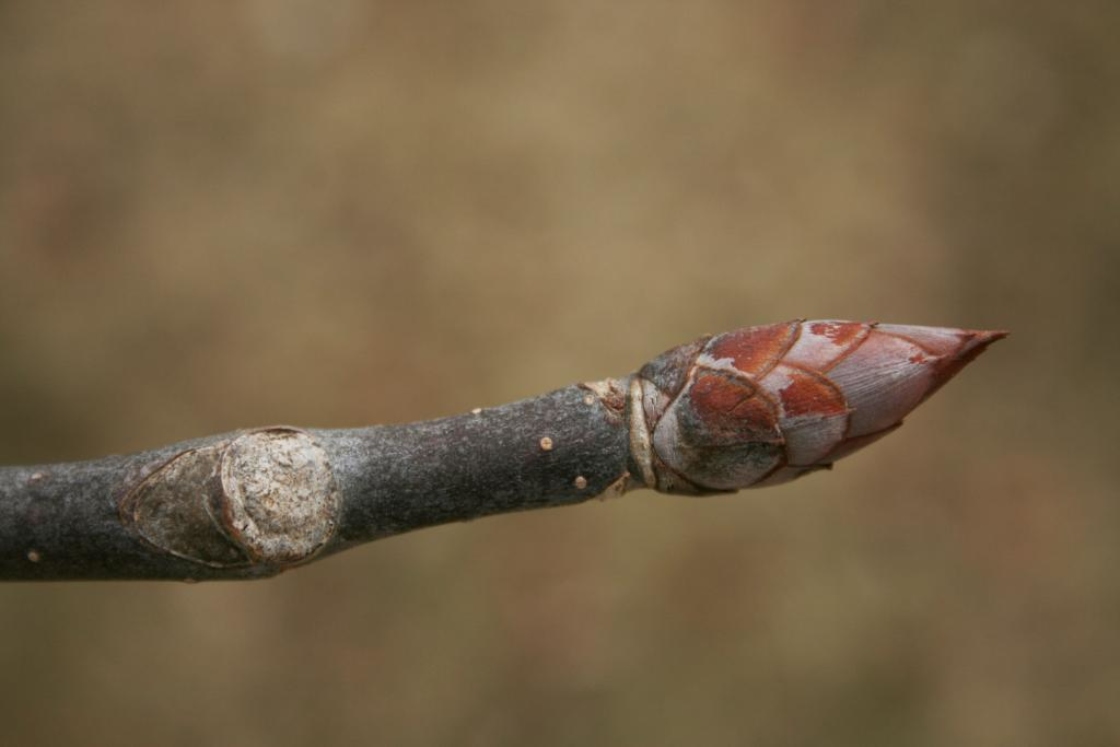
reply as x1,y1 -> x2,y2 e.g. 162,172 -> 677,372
0,320 -> 1005,581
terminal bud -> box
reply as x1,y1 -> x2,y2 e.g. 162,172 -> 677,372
635,320 -> 1006,494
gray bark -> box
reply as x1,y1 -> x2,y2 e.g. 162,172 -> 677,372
0,381 -> 637,581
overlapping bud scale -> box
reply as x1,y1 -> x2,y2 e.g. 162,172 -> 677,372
637,320 -> 1005,494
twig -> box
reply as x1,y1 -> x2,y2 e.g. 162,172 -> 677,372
0,320 -> 1005,581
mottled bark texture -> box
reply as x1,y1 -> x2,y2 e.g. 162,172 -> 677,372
0,321 -> 1004,582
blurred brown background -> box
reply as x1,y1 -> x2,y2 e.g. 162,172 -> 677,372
1,2 -> 1117,745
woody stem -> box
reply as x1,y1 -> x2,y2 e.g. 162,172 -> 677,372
0,379 -> 637,582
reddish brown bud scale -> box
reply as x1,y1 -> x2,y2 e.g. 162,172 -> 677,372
634,320 -> 1006,494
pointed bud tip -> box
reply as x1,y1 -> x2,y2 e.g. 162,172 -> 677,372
947,327 -> 1008,364
961,328 -> 1009,351
923,327 -> 1007,402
